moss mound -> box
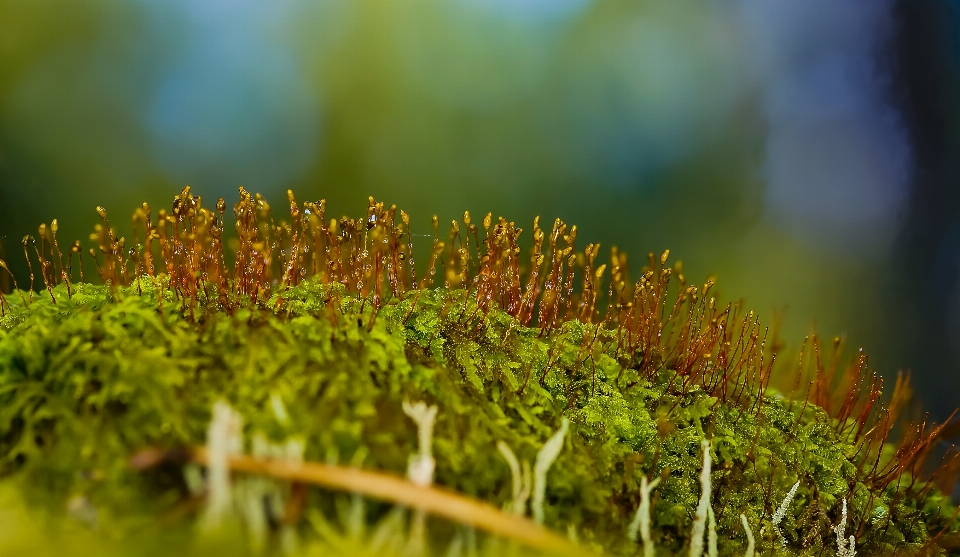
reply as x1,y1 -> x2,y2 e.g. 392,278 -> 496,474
0,279 -> 956,556
0,188 -> 957,555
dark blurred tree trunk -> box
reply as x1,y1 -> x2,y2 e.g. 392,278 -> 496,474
885,0 -> 960,421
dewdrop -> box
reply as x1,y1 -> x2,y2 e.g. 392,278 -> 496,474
532,417 -> 569,525
627,475 -> 661,557
689,439 -> 713,557
772,480 -> 800,547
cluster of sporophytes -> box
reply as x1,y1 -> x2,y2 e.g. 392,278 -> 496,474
1,187 -> 959,556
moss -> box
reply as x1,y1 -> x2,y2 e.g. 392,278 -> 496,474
0,189 -> 958,556
0,278 -> 953,556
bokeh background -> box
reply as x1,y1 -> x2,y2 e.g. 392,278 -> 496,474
1,0 -> 959,420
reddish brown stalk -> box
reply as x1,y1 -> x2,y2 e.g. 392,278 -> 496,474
0,259 -> 27,309
5,187 -> 956,513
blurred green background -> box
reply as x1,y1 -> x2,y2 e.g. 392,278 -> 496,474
1,0 -> 959,419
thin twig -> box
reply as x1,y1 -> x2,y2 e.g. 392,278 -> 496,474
130,447 -> 593,557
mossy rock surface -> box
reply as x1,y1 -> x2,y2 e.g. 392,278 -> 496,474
1,279 -> 957,556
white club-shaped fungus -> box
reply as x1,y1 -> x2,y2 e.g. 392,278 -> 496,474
627,475 -> 661,557
740,513 -> 755,557
532,417 -> 569,525
201,400 -> 244,531
497,440 -> 532,517
402,400 -> 439,556
689,439 -> 714,557
402,400 -> 438,487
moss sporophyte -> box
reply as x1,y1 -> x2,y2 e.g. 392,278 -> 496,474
0,187 -> 958,556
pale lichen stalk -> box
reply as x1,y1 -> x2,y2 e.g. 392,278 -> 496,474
628,475 -> 661,557
532,417 -> 569,526
772,480 -> 800,547
689,439 -> 713,557
201,400 -> 244,530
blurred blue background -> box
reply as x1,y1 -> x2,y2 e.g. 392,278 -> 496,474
1,0 -> 959,420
